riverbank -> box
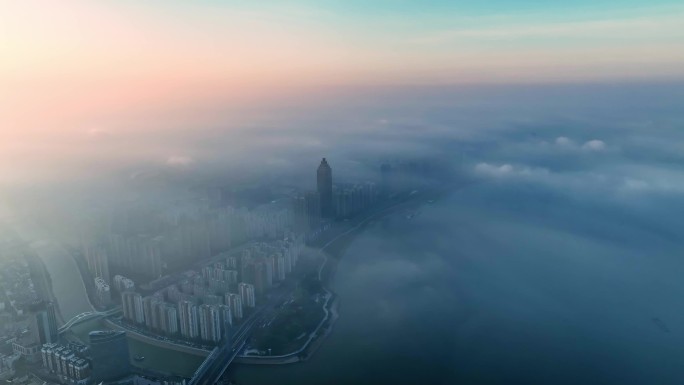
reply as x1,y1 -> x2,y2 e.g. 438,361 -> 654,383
31,241 -> 95,320
237,187 -> 445,366
25,250 -> 67,325
233,294 -> 340,365
104,319 -> 212,357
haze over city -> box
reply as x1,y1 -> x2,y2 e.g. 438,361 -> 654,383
1,1 -> 684,385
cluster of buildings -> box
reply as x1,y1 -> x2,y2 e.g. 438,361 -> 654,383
80,158 -> 387,304
0,157 -> 442,385
0,246 -> 41,338
121,287 -> 237,345
9,300 -> 59,364
0,352 -> 19,381
40,330 -> 131,384
237,237 -> 303,294
113,275 -> 135,292
380,159 -> 443,196
81,201 -> 295,286
94,277 -> 111,307
119,235 -> 304,346
40,342 -> 90,384
331,182 -> 379,219
294,158 -> 380,235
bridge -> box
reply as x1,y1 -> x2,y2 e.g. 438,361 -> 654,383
187,340 -> 246,385
187,298 -> 272,385
58,306 -> 121,334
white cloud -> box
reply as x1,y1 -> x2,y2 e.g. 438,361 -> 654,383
582,140 -> 606,151
555,136 -> 574,146
618,167 -> 684,194
474,162 -> 514,176
474,162 -> 549,178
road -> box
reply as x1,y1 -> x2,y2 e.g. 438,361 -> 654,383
190,189 -> 441,384
188,281 -> 294,385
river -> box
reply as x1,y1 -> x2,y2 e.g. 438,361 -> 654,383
230,184 -> 684,385
33,241 -> 94,321
35,239 -> 206,378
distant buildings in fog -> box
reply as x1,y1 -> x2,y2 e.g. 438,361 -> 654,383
83,245 -> 110,285
73,156 -> 441,351
292,191 -> 321,234
295,158 -> 382,232
117,235 -> 304,345
94,277 -> 111,307
198,304 -> 221,344
317,158 -> 334,218
113,274 -> 135,292
80,202 -> 294,281
332,182 -> 378,219
77,155 -> 441,288
238,283 -> 256,308
225,293 -> 243,321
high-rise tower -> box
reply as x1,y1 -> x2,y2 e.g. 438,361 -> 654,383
29,300 -> 58,345
89,330 -> 130,382
317,158 -> 333,218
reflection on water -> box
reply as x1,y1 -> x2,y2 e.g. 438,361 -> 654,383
127,339 -> 206,378
69,318 -> 204,377
37,241 -> 204,378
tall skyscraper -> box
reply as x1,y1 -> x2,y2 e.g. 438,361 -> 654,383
253,261 -> 272,294
225,293 -> 243,320
198,304 -> 222,344
89,330 -> 130,383
94,277 -> 111,307
121,291 -> 136,322
159,303 -> 179,335
218,304 -> 232,329
133,293 -> 145,324
317,158 -> 333,218
178,301 -> 199,340
84,246 -> 110,284
238,283 -> 256,308
143,296 -> 161,331
28,301 -> 58,345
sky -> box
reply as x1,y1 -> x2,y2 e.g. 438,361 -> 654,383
0,0 -> 683,186
3,4 -> 684,383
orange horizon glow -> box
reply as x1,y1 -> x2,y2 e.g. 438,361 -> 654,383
1,0 -> 684,184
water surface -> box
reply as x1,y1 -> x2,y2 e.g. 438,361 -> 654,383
232,184 -> 684,384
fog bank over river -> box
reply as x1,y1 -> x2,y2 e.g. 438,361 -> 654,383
232,179 -> 684,384
3,84 -> 684,384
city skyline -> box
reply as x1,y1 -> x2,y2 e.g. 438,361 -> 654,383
1,1 -> 684,384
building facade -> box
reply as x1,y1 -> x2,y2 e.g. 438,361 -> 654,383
89,330 -> 130,383
317,158 -> 333,218
28,300 -> 58,345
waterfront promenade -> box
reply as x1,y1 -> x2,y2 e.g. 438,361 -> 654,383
234,187 -> 440,365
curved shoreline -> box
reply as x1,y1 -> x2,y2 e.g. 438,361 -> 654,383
26,185 -> 446,372
236,188 -> 439,365
26,251 -> 67,325
104,319 -> 213,357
